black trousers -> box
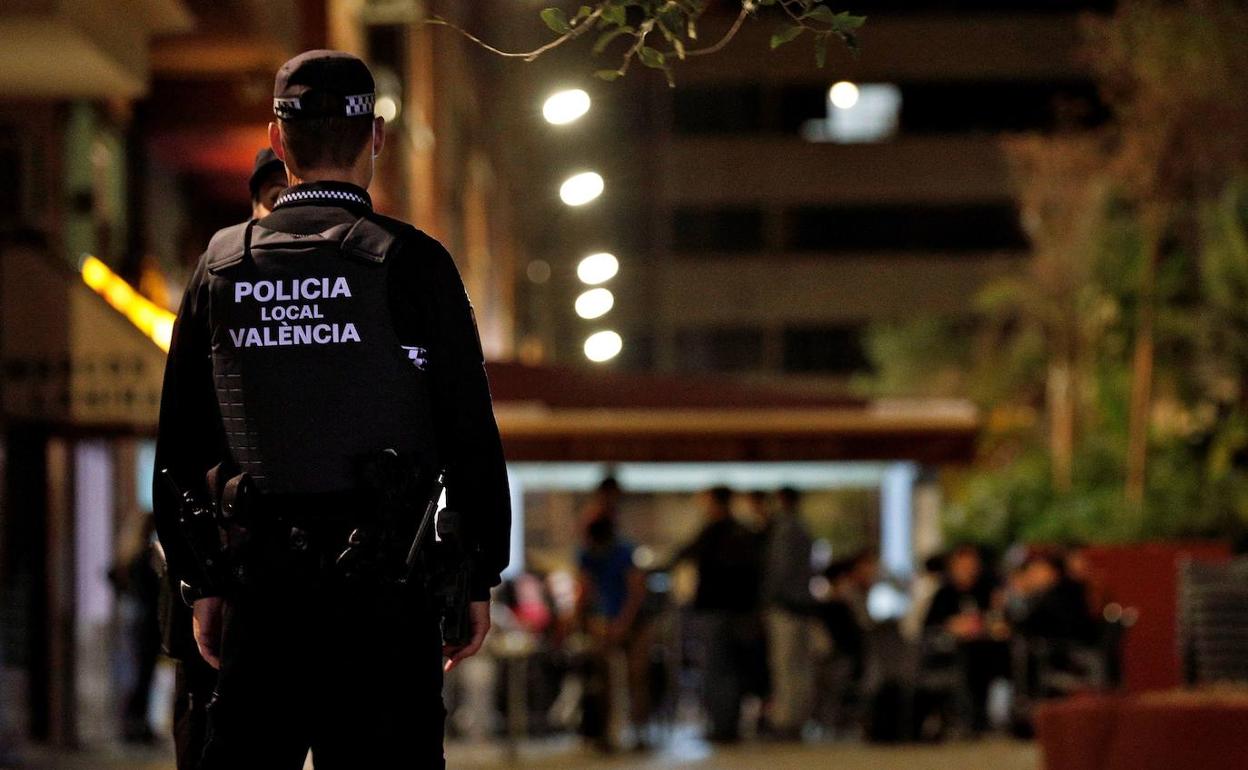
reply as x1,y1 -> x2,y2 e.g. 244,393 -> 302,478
173,648 -> 218,770
198,581 -> 446,770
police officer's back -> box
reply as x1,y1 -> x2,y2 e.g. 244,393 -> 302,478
152,50 -> 511,770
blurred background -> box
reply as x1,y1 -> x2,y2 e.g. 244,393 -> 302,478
2,0 -> 1248,768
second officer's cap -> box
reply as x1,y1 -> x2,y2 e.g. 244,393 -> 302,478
248,148 -> 285,198
273,50 -> 375,121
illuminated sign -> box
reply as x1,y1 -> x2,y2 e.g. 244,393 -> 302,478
80,256 -> 174,352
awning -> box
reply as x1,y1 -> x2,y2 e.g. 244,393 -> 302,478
487,361 -> 979,464
0,1 -> 192,99
1,239 -> 166,429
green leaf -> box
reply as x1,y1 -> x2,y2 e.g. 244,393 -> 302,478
574,4 -> 593,22
672,36 -> 687,60
838,30 -> 861,57
540,7 -> 571,35
814,33 -> 829,68
803,5 -> 833,22
770,23 -> 804,49
593,25 -> 635,54
803,7 -> 867,32
831,11 -> 867,32
658,8 -> 684,35
601,4 -> 628,26
639,45 -> 666,68
595,68 -> 622,81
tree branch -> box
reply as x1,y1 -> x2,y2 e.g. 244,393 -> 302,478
681,8 -> 749,58
426,8 -> 603,62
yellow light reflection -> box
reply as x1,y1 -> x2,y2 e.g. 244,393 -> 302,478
80,255 -> 176,352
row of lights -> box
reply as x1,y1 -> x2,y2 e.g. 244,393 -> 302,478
538,82 -> 863,363
542,88 -> 622,363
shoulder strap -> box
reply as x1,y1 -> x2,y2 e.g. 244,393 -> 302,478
208,216 -> 407,272
204,220 -> 254,274
340,216 -> 403,264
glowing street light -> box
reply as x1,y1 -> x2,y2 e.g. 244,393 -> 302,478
543,88 -> 591,125
375,95 -> 400,122
559,171 -> 604,206
575,288 -> 615,320
829,81 -> 860,110
584,330 -> 623,363
577,252 -> 619,285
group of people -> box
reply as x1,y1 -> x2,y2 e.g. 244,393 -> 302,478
913,542 -> 1103,737
486,481 -> 1110,750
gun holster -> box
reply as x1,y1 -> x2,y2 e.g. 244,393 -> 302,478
205,463 -> 257,587
335,448 -> 417,584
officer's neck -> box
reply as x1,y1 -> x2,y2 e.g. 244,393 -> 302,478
287,164 -> 372,192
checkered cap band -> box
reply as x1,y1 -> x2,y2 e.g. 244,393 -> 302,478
273,92 -> 375,119
345,93 -> 375,117
274,97 -> 302,119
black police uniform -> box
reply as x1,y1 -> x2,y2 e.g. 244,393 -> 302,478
153,50 -> 511,770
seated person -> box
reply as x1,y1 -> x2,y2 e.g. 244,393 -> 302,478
921,545 -> 1008,733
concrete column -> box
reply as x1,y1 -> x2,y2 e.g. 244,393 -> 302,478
880,461 -> 917,579
912,467 -> 944,565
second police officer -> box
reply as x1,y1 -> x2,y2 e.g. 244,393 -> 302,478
164,147 -> 287,770
153,50 -> 511,769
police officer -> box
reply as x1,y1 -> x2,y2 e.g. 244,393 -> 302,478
153,50 -> 511,769
248,147 -> 288,217
162,147 -> 288,770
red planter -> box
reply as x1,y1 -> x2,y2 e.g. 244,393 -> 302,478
1083,541 -> 1231,693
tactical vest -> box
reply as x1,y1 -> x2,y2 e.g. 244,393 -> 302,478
204,217 -> 435,495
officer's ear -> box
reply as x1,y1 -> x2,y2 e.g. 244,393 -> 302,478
371,116 -> 385,160
269,122 -> 286,164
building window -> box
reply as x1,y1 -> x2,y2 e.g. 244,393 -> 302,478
675,328 -> 764,372
898,80 -> 1107,135
783,326 -> 871,374
784,203 -> 1027,253
673,85 -> 764,135
672,207 -> 765,253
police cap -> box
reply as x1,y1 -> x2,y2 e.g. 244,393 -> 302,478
248,148 -> 285,199
273,50 -> 375,121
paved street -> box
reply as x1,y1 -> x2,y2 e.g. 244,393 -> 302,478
12,737 -> 1039,770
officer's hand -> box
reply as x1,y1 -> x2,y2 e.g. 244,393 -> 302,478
443,600 -> 491,673
193,596 -> 226,670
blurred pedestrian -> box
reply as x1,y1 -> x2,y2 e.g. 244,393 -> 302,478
110,513 -> 162,744
671,486 -> 764,743
901,553 -> 944,643
760,487 -> 817,740
745,489 -> 773,536
576,510 -> 652,749
161,147 -> 287,770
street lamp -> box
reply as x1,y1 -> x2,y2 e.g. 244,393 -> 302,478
584,330 -> 623,363
575,288 -> 614,320
543,88 -> 591,125
829,81 -> 860,110
577,252 -> 619,285
560,171 -> 604,206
